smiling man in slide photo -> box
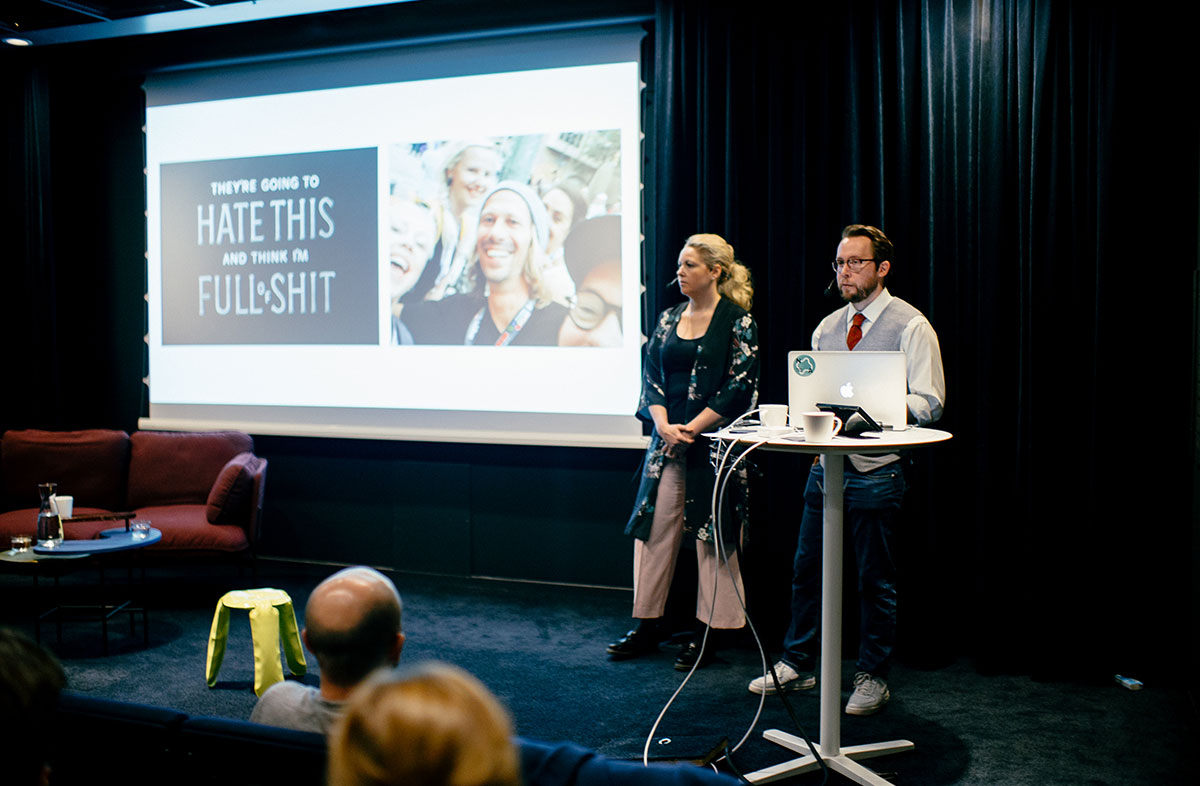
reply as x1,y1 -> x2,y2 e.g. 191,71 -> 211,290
405,181 -> 568,346
748,224 -> 945,716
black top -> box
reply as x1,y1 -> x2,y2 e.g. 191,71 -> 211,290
661,328 -> 701,422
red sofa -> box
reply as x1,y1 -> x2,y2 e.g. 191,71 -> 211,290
0,429 -> 266,556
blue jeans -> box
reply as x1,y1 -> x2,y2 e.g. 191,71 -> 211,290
781,459 -> 906,677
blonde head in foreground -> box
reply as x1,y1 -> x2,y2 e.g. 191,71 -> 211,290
328,662 -> 520,786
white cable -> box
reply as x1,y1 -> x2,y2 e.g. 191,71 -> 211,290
711,435 -> 774,756
640,407 -> 783,767
710,422 -> 827,778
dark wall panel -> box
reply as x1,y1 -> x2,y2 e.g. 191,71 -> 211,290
255,436 -> 640,585
470,459 -> 639,585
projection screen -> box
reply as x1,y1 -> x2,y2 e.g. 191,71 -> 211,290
141,26 -> 646,448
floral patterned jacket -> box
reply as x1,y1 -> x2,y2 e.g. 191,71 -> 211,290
624,297 -> 759,544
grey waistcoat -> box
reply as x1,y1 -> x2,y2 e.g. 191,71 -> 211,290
814,298 -> 920,354
813,297 -> 921,471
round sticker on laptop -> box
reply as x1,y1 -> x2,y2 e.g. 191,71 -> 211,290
793,354 -> 816,377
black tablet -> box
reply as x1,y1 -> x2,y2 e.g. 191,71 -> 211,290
816,402 -> 883,437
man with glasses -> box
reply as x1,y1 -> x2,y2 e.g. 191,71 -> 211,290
748,224 -> 945,716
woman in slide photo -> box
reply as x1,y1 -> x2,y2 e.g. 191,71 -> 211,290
424,142 -> 504,301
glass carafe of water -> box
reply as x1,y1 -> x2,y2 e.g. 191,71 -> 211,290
36,482 -> 63,548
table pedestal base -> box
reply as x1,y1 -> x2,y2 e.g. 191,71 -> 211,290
713,428 -> 950,786
746,454 -> 913,786
747,731 -> 913,785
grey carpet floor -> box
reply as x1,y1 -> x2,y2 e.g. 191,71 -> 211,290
1,559 -> 1194,785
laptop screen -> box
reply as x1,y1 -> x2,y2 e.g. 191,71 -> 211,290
787,351 -> 907,428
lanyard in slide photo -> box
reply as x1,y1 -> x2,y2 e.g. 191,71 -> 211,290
465,298 -> 537,346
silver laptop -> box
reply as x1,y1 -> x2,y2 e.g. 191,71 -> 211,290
787,351 -> 907,429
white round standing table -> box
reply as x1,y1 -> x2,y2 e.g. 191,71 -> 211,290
715,426 -> 952,786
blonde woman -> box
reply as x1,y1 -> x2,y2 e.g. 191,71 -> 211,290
608,234 -> 759,670
328,662 -> 520,786
426,143 -> 504,301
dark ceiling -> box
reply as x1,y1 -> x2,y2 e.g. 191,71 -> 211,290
3,1 -> 240,32
0,1 -> 406,45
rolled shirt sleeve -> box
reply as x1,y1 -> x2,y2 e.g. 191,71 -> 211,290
899,316 -> 945,425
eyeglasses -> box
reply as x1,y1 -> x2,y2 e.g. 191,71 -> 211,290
568,290 -> 622,331
832,258 -> 879,273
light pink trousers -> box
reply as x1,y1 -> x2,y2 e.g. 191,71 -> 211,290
632,458 -> 747,629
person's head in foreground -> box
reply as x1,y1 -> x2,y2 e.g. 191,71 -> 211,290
328,661 -> 520,786
0,627 -> 66,786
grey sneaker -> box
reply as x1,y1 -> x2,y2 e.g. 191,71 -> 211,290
845,672 -> 889,715
748,661 -> 816,695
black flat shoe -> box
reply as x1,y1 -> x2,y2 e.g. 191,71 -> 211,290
673,640 -> 715,671
607,627 -> 660,660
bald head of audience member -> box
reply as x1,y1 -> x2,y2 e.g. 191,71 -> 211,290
303,567 -> 405,700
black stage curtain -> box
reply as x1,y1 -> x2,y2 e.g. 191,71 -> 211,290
1,50 -> 147,432
2,61 -> 63,425
2,0 -> 1194,677
651,0 -> 1196,678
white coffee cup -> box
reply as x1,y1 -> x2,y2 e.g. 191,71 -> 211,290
759,404 -> 789,428
800,411 -> 843,443
50,495 -> 74,520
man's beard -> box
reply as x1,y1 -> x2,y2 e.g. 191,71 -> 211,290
840,281 -> 877,303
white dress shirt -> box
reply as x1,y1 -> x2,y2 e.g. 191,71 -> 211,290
811,288 -> 946,426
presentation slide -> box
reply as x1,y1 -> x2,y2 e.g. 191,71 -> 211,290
160,148 -> 378,345
143,34 -> 646,447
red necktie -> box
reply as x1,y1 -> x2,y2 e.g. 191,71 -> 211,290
847,313 -> 865,350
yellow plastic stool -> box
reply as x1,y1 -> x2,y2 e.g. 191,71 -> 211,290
206,588 -> 307,697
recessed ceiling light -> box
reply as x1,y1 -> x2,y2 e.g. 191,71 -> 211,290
3,37 -> 34,46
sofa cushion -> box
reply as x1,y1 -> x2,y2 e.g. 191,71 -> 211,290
206,452 -> 261,526
0,508 -> 39,540
1,429 -> 130,512
132,504 -> 250,552
127,431 -> 253,508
